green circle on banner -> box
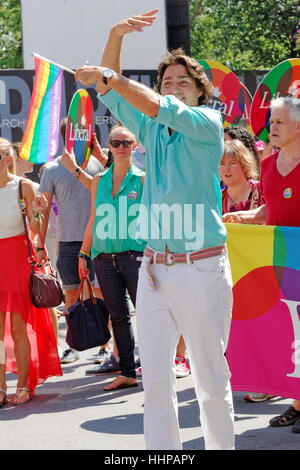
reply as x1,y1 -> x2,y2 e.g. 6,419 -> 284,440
65,89 -> 94,168
250,58 -> 300,142
199,59 -> 253,133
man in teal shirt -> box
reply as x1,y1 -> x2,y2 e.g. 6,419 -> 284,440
75,9 -> 234,450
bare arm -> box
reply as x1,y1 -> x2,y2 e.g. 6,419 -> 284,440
76,9 -> 160,117
22,179 -> 47,235
76,67 -> 160,118
78,174 -> 100,279
61,149 -> 93,191
223,204 -> 267,224
35,190 -> 52,264
61,137 -> 107,190
99,9 -> 159,95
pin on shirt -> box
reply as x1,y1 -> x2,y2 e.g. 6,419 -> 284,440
283,187 -> 293,199
128,191 -> 138,200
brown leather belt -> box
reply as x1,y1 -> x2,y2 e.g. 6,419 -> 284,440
144,244 -> 226,289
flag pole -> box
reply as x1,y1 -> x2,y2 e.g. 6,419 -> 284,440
32,52 -> 76,75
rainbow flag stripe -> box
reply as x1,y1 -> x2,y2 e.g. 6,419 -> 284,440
20,57 -> 63,163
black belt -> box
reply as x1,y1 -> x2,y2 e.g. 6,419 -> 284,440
96,250 -> 143,260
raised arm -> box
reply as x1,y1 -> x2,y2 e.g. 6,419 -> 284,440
99,9 -> 159,96
76,10 -> 160,118
61,135 -> 107,191
76,66 -> 160,118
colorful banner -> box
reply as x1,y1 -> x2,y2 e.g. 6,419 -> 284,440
250,58 -> 300,142
65,89 -> 94,168
19,57 -> 63,163
199,60 -> 253,133
226,224 -> 300,399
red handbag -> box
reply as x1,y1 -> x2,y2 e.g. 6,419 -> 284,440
19,179 -> 64,309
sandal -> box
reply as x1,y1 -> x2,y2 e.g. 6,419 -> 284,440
13,387 -> 32,405
104,375 -> 138,391
0,388 -> 7,408
269,405 -> 300,427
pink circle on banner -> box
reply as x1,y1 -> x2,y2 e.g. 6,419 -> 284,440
65,89 -> 94,168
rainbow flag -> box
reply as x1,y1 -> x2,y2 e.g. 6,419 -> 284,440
20,57 -> 63,163
226,224 -> 300,399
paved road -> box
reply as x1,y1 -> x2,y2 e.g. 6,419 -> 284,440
0,313 -> 299,451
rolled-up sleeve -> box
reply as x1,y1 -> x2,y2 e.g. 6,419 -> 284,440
98,90 -> 147,144
153,95 -> 223,143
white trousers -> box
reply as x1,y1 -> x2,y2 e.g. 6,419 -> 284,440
136,252 -> 235,450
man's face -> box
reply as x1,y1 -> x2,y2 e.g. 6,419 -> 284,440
269,105 -> 300,148
160,64 -> 202,107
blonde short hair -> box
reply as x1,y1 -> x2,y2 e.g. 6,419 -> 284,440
223,140 -> 259,180
0,137 -> 15,174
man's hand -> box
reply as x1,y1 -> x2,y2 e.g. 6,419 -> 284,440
111,9 -> 158,37
36,248 -> 48,266
61,148 -> 77,173
75,66 -> 104,87
78,257 -> 89,280
32,193 -> 48,214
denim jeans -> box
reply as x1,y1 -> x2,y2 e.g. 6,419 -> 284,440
57,242 -> 95,290
93,251 -> 143,378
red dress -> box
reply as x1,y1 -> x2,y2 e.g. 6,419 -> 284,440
0,233 -> 62,394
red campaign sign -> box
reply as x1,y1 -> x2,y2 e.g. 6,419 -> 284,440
199,60 -> 253,134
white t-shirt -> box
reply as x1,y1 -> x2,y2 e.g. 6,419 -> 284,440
0,176 -> 24,239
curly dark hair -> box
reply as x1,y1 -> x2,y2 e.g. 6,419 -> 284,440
154,48 -> 212,106
224,126 -> 260,175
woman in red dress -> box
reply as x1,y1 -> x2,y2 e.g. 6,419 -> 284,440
0,138 -> 62,406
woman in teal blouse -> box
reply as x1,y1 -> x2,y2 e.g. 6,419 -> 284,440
79,126 -> 145,391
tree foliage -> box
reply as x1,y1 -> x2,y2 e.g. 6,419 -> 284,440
190,0 -> 300,71
0,0 -> 22,69
0,1 -> 299,71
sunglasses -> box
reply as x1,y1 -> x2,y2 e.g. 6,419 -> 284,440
110,140 -> 134,148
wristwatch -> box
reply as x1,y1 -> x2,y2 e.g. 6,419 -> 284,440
102,69 -> 114,85
72,167 -> 81,179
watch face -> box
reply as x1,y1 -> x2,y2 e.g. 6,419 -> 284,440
104,70 -> 113,79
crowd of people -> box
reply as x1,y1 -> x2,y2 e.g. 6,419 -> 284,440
1,8 -> 300,449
